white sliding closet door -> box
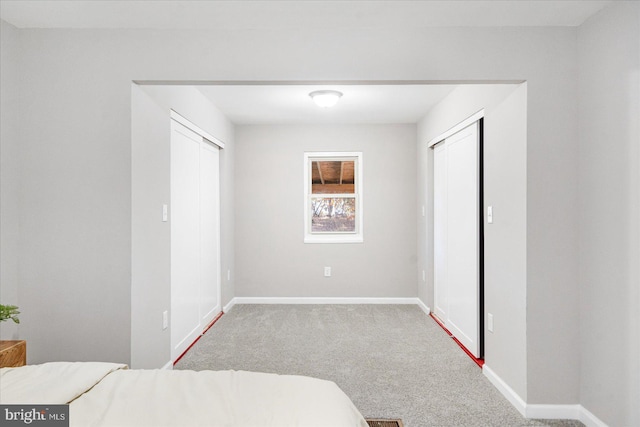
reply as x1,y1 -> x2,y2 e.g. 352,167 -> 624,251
171,121 -> 201,361
433,121 -> 481,358
170,119 -> 221,362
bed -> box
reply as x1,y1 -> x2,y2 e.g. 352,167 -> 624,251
1,362 -> 369,426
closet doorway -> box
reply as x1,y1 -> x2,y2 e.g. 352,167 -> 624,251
170,113 -> 222,362
432,118 -> 484,359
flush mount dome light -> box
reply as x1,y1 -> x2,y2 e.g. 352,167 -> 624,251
309,90 -> 343,108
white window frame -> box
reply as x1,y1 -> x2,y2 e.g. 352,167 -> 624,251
303,151 -> 363,244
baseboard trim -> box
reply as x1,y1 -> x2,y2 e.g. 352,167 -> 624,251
526,404 -> 608,427
230,297 -> 424,305
161,360 -> 173,370
483,365 -> 609,427
577,406 -> 609,427
482,364 -> 527,417
526,404 -> 581,420
416,298 -> 431,315
223,298 -> 236,313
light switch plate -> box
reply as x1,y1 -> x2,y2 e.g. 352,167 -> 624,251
487,206 -> 493,224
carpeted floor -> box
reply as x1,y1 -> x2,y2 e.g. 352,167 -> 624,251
175,304 -> 583,427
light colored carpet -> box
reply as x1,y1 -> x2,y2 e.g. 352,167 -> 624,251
175,304 -> 583,427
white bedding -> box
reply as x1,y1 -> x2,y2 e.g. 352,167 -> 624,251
1,362 -> 369,427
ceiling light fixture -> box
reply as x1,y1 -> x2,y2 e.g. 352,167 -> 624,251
309,90 -> 343,108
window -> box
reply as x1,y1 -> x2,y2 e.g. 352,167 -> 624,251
304,152 -> 363,243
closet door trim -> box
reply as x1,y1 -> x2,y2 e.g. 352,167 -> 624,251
427,109 -> 484,148
171,109 -> 225,149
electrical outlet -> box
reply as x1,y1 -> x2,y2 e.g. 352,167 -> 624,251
227,270 -> 231,281
488,313 -> 494,332
324,267 -> 331,277
422,270 -> 426,282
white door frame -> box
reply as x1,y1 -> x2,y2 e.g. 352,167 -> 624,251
433,142 -> 448,321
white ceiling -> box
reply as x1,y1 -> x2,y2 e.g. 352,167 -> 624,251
0,1 -> 611,30
196,84 -> 458,124
1,1 -> 608,124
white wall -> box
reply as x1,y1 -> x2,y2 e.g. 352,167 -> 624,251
13,29 -> 134,364
417,83 -> 529,399
235,124 -> 417,298
0,20 -> 20,340
577,2 -> 640,425
131,85 -> 234,368
131,86 -> 172,368
0,18 -> 590,408
524,43 -> 581,408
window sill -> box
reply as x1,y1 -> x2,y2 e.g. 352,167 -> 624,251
304,234 -> 364,244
